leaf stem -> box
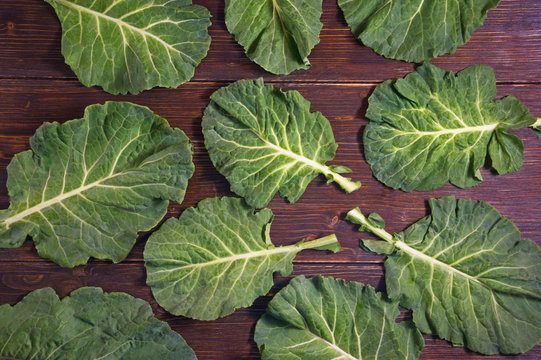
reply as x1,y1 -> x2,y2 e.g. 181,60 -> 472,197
297,234 -> 340,251
324,170 -> 361,193
346,208 -> 394,243
533,118 -> 541,127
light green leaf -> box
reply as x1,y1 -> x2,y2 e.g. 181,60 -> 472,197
202,78 -> 360,208
347,196 -> 541,355
338,0 -> 501,62
364,63 -> 535,192
0,102 -> 194,268
45,0 -> 211,94
144,197 -> 341,320
225,0 -> 322,75
532,118 -> 541,138
254,275 -> 424,360
0,287 -> 196,359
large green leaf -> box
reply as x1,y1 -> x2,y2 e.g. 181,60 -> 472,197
346,196 -> 541,355
202,79 -> 360,208
0,102 -> 194,268
338,0 -> 500,62
364,63 -> 535,192
45,0 -> 211,94
225,0 -> 322,74
144,197 -> 341,320
0,287 -> 196,359
254,275 -> 424,360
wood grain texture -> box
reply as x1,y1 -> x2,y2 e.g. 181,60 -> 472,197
0,0 -> 540,359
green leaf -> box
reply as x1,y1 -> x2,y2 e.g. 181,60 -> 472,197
364,63 -> 536,192
338,0 -> 501,62
144,197 -> 341,320
225,0 -> 322,75
347,196 -> 541,355
0,287 -> 196,359
45,0 -> 211,94
254,275 -> 424,360
202,78 -> 360,208
0,102 -> 194,268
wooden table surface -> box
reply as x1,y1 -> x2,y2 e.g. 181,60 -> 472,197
1,0 -> 540,359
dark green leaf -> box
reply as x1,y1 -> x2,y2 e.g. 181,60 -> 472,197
0,287 -> 196,359
225,0 -> 322,74
255,275 -> 424,359
364,63 -> 535,192
338,0 -> 501,62
144,197 -> 340,320
347,196 -> 541,354
45,0 -> 211,94
202,78 -> 360,208
0,102 -> 194,268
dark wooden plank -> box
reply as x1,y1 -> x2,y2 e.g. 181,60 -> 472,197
1,0 -> 541,358
0,261 -> 540,359
1,0 -> 540,83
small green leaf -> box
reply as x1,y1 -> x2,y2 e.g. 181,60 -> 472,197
203,78 -> 360,208
225,0 -> 322,74
364,63 -> 536,192
347,197 -> 541,355
45,0 -> 211,94
0,102 -> 194,268
0,287 -> 196,359
360,239 -> 394,255
144,197 -> 340,320
338,0 -> 501,62
255,275 -> 424,359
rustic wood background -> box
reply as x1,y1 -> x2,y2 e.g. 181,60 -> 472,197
1,0 -> 540,358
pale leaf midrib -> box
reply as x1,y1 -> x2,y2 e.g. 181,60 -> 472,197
150,235 -> 337,272
394,240 -> 489,289
303,328 -> 357,360
396,122 -> 499,137
347,209 -> 490,290
51,0 -> 185,57
3,173 -> 120,227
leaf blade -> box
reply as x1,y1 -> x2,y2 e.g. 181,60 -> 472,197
202,79 -> 360,208
144,197 -> 340,320
0,287 -> 196,359
338,0 -> 501,62
364,63 -> 535,191
0,102 -> 194,268
254,275 -> 424,359
225,0 -> 322,74
347,197 -> 541,354
45,0 -> 211,94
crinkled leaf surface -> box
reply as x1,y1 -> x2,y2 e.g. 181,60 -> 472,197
254,275 -> 424,360
45,0 -> 211,94
0,287 -> 196,359
144,197 -> 340,320
338,0 -> 500,62
0,102 -> 194,268
347,196 -> 541,355
364,63 -> 535,192
202,79 -> 360,208
225,0 -> 322,74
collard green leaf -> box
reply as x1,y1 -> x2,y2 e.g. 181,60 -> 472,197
45,0 -> 211,94
254,275 -> 424,360
0,102 -> 194,268
202,79 -> 360,208
225,0 -> 322,74
347,196 -> 541,355
364,63 -> 536,192
0,287 -> 196,359
338,0 -> 500,62
144,197 -> 341,320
